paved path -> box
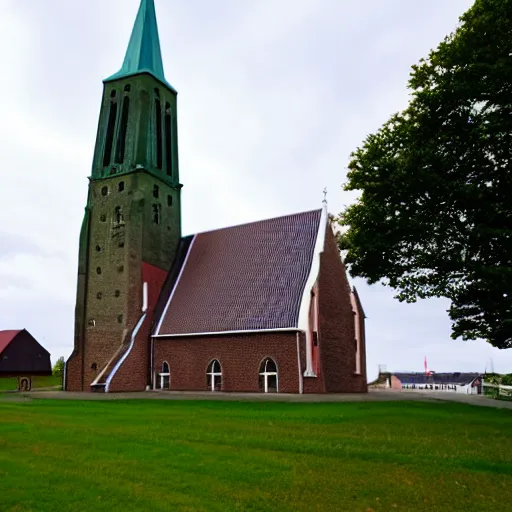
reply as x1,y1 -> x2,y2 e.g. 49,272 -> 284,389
2,389 -> 511,409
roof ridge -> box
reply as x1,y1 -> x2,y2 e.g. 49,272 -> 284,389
187,208 -> 323,237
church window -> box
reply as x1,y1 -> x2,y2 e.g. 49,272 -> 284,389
118,241 -> 125,248
115,88 -> 131,164
101,186 -> 108,196
88,319 -> 95,327
97,292 -> 103,300
115,206 -> 124,224
167,195 -> 173,207
100,214 -> 107,222
206,360 -> 222,391
103,90 -> 118,167
91,363 -> 97,371
96,267 -> 102,275
153,185 -> 159,198
117,314 -> 123,323
164,102 -> 173,177
115,290 -> 121,298
152,204 -> 160,224
159,361 -> 170,389
259,358 -> 278,393
118,181 -> 125,192
154,91 -> 163,169
118,265 -> 124,273
96,245 -> 101,252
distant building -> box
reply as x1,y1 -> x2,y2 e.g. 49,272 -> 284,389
0,330 -> 52,391
387,372 -> 482,394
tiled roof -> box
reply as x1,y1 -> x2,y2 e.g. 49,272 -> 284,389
156,209 -> 323,335
0,330 -> 22,355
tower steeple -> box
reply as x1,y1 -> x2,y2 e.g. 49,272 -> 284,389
66,0 -> 182,393
104,0 -> 175,91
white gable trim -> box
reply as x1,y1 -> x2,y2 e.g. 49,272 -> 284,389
297,205 -> 328,377
154,327 -> 301,338
154,235 -> 197,336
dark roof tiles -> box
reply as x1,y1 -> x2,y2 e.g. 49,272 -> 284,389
157,209 -> 323,335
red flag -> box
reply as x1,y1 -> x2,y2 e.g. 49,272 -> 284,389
424,356 -> 430,376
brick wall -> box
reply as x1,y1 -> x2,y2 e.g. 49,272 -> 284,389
154,332 -> 302,393
107,262 -> 168,392
317,227 -> 367,393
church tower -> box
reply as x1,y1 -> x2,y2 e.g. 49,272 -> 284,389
65,0 -> 181,392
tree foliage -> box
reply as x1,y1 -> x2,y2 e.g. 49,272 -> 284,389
53,357 -> 65,379
337,0 -> 512,348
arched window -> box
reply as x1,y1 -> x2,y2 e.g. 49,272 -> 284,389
115,85 -> 131,164
259,358 -> 278,393
164,102 -> 173,177
103,90 -> 118,167
206,360 -> 222,391
154,89 -> 163,169
160,361 -> 170,390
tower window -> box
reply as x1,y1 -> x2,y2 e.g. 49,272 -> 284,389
96,267 -> 102,275
124,85 -> 131,93
155,96 -> 163,169
118,241 -> 125,248
117,314 -> 124,324
118,181 -> 125,192
167,195 -> 173,207
153,185 -> 159,198
115,206 -> 124,224
96,245 -> 101,252
118,265 -> 124,273
101,186 -> 108,196
152,204 -> 160,224
100,214 -> 106,222
164,103 -> 173,177
115,290 -> 121,298
103,91 -> 118,167
91,363 -> 97,371
115,91 -> 130,164
97,292 -> 103,300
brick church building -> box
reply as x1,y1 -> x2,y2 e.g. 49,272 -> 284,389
65,0 -> 367,394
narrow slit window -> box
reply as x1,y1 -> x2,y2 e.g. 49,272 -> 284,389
164,103 -> 173,177
167,195 -> 172,207
115,206 -> 123,224
103,90 -> 118,167
115,87 -> 131,164
152,204 -> 160,224
154,91 -> 163,169
153,185 -> 159,198
118,181 -> 125,192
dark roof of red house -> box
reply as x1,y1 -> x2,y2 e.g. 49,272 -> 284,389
156,209 -> 323,336
0,330 -> 22,355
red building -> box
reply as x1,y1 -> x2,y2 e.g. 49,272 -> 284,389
0,330 -> 52,391
65,0 -> 367,394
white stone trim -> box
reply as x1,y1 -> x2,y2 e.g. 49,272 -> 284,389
105,282 -> 149,393
154,235 -> 197,335
297,205 -> 327,377
154,327 -> 301,338
351,290 -> 362,375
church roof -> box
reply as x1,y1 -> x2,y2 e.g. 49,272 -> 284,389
0,330 -> 22,355
155,209 -> 324,336
104,0 -> 175,92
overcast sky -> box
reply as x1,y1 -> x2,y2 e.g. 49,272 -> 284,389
1,0 -> 509,380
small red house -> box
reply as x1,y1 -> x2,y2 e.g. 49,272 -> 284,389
0,330 -> 52,390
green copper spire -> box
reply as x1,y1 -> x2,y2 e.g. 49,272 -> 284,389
104,0 -> 175,91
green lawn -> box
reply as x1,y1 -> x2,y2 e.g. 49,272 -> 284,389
0,400 -> 511,512
0,375 -> 62,391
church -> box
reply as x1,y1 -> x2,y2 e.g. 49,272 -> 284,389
65,0 -> 367,394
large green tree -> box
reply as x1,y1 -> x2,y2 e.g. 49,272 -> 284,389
338,0 -> 512,348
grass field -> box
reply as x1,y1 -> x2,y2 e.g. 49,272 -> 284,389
0,375 -> 62,391
0,399 -> 511,512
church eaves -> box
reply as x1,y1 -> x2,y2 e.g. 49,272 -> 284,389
104,0 -> 176,92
